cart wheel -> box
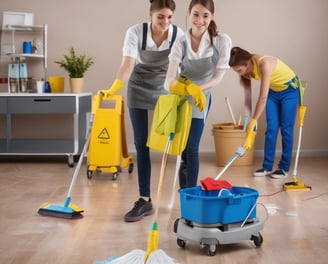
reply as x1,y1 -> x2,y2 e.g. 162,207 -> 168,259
177,238 -> 186,249
128,163 -> 134,173
173,218 -> 179,233
87,168 -> 93,179
208,244 -> 217,256
68,155 -> 74,168
112,172 -> 119,181
252,232 -> 263,247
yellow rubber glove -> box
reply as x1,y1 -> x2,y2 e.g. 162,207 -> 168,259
298,105 -> 306,127
243,118 -> 257,151
169,80 -> 188,95
178,75 -> 192,85
98,79 -> 124,98
186,82 -> 206,112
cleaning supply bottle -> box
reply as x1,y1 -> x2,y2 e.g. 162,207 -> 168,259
44,81 -> 51,93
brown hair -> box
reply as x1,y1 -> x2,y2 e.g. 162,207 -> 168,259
229,46 -> 253,67
150,0 -> 176,12
188,0 -> 218,45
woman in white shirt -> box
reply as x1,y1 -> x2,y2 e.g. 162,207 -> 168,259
100,0 -> 183,222
165,0 -> 232,188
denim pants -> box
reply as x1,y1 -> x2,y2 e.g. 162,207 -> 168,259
179,118 -> 205,188
129,108 -> 151,197
263,87 -> 299,172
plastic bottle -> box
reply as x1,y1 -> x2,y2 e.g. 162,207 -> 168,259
44,81 -> 51,93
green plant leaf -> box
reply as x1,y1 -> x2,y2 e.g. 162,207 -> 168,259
55,47 -> 94,78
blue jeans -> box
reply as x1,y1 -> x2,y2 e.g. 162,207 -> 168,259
129,108 -> 151,197
263,86 -> 299,172
179,118 -> 206,188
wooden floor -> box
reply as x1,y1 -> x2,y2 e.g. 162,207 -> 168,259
0,154 -> 327,264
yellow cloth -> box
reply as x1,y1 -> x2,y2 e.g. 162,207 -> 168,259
147,94 -> 192,155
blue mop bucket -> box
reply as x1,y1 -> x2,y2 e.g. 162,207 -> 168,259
179,186 -> 259,224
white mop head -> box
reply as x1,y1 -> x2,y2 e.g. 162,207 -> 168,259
95,249 -> 175,264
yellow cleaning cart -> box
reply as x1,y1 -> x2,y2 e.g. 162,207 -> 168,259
87,94 -> 133,180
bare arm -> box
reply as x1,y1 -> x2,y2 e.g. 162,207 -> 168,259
252,57 -> 276,120
115,56 -> 136,85
242,77 -> 252,117
200,68 -> 226,90
164,58 -> 180,91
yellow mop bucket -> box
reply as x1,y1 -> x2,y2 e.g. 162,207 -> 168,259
147,94 -> 192,155
87,94 -> 133,180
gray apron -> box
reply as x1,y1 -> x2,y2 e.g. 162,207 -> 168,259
127,23 -> 177,110
180,40 -> 219,119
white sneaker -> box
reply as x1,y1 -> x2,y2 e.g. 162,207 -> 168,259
271,169 -> 288,179
253,168 -> 271,177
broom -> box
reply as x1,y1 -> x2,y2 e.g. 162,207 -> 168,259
96,134 -> 176,264
283,105 -> 311,191
283,79 -> 311,191
38,95 -> 100,219
38,118 -> 92,219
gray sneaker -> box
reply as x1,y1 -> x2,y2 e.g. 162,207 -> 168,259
271,169 -> 288,179
253,168 -> 271,177
124,198 -> 153,222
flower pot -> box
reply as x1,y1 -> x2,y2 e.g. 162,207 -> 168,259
70,77 -> 84,93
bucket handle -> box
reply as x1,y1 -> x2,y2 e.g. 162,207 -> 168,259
240,202 -> 269,228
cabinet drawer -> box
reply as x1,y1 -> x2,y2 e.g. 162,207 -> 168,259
8,96 -> 76,113
0,97 -> 6,113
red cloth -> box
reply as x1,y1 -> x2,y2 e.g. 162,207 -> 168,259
200,177 -> 232,191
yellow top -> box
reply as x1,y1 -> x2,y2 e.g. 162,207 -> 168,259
252,56 -> 297,92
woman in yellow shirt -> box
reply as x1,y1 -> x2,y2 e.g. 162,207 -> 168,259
229,46 -> 300,179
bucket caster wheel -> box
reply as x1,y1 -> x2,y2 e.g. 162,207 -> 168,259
68,155 -> 74,168
128,163 -> 134,173
208,244 -> 217,256
112,172 -> 119,181
177,238 -> 186,249
252,232 -> 263,247
87,167 -> 94,179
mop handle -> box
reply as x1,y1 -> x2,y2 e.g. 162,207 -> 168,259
225,97 -> 237,126
66,115 -> 93,198
293,127 -> 302,177
167,155 -> 181,210
214,152 -> 239,180
154,133 -> 173,221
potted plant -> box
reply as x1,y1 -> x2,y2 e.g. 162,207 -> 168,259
55,47 -> 94,93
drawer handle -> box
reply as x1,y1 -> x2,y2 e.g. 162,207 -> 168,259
33,99 -> 52,102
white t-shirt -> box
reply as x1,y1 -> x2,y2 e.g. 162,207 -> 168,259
122,22 -> 184,64
169,30 -> 231,69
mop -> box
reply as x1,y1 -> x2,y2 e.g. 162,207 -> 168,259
96,134 -> 175,264
38,121 -> 91,219
38,95 -> 99,219
283,79 -> 311,191
96,94 -> 191,264
283,105 -> 311,191
201,146 -> 245,191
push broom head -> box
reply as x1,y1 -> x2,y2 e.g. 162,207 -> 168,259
283,177 -> 311,191
38,203 -> 83,219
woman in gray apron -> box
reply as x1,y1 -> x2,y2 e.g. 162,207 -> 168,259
100,0 -> 183,222
165,0 -> 232,188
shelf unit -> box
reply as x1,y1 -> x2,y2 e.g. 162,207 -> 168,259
0,24 -> 47,93
0,93 -> 92,167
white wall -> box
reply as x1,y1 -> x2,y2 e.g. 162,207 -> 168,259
1,0 -> 327,156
